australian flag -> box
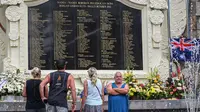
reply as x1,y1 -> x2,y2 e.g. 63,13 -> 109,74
170,38 -> 200,62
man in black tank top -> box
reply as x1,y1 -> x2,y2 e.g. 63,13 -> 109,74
40,59 -> 77,112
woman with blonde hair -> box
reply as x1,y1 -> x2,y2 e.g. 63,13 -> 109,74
80,67 -> 104,112
22,67 -> 48,112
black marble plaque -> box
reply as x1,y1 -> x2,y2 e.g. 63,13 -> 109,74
75,7 -> 99,69
28,1 -> 54,70
99,2 -> 121,69
28,0 -> 143,70
121,4 -> 143,70
52,0 -> 76,69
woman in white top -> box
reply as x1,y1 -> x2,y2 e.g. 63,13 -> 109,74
80,67 -> 104,112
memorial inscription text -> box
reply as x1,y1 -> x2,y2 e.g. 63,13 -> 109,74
28,0 -> 143,70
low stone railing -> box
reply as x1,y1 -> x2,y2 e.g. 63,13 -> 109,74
0,100 -> 195,112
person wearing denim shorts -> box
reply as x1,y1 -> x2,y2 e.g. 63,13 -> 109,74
40,59 -> 76,112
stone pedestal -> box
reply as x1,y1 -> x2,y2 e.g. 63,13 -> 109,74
0,100 -> 197,111
1,95 -> 25,102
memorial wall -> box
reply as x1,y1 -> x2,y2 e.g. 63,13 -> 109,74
28,0 -> 143,70
0,0 -> 170,81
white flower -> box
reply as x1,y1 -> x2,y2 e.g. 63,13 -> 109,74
156,89 -> 162,92
129,82 -> 133,84
0,71 -> 25,95
177,87 -> 182,90
2,89 -> 6,93
8,88 -> 13,93
182,86 -> 186,90
175,78 -> 180,81
136,86 -> 140,91
178,83 -> 182,86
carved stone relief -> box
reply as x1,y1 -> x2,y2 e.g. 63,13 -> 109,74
149,10 -> 164,48
5,5 -> 23,47
158,36 -> 170,80
8,22 -> 19,47
149,1 -> 167,48
149,0 -> 169,79
0,40 -> 5,60
0,30 -> 6,61
150,0 -> 168,9
3,57 -> 17,74
1,0 -> 23,5
128,0 -> 147,5
5,6 -> 22,22
25,0 -> 48,7
149,10 -> 164,25
1,0 -> 24,72
19,3 -> 26,70
170,0 -> 187,37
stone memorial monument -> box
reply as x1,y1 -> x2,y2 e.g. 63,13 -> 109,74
1,0 -> 196,111
0,0 -> 188,85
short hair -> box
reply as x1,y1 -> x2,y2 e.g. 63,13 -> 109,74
54,59 -> 68,70
114,72 -> 122,78
31,67 -> 41,78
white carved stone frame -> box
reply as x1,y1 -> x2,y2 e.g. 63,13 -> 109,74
2,0 -> 169,83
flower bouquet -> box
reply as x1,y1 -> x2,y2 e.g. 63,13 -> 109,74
165,78 -> 186,99
123,70 -> 139,99
0,70 -> 25,97
145,68 -> 166,100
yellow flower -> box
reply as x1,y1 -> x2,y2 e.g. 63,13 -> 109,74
129,91 -> 134,96
150,87 -> 156,93
146,92 -> 150,97
130,88 -> 136,92
154,80 -> 158,83
156,74 -> 160,79
125,73 -> 128,78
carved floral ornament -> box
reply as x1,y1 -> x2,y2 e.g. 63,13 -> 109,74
149,10 -> 164,25
0,34 -> 6,60
8,22 -> 19,42
5,6 -> 22,22
148,0 -> 169,78
1,0 -> 23,5
150,0 -> 168,9
3,57 -> 17,74
4,5 -> 23,46
128,0 -> 148,5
